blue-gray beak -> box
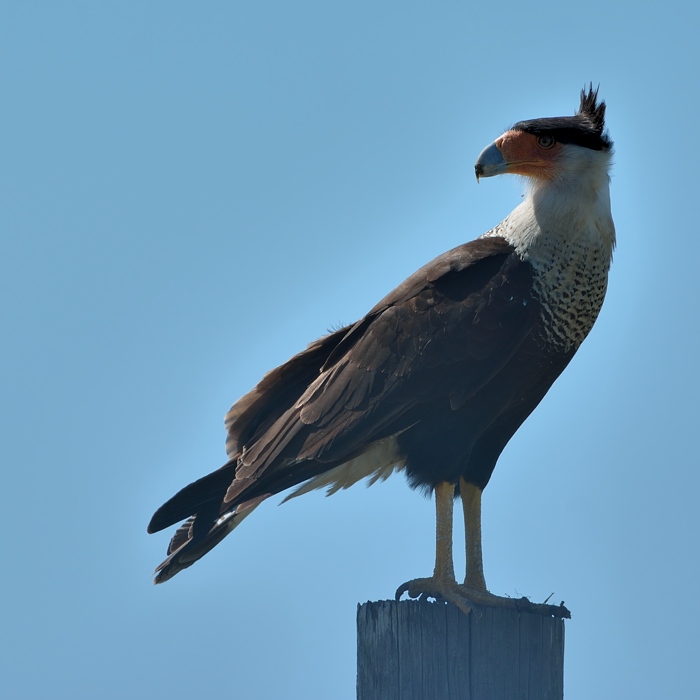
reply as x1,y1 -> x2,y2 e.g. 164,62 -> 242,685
474,142 -> 507,182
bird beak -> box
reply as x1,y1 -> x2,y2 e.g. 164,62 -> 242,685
474,142 -> 507,182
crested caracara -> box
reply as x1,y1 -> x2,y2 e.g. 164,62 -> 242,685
148,86 -> 615,613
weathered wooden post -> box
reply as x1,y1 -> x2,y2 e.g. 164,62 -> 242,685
357,599 -> 569,700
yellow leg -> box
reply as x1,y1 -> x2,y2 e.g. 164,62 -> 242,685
460,478 -> 487,592
396,477 -> 569,616
394,481 -> 475,614
433,481 -> 456,581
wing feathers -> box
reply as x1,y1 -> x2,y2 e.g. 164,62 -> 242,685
149,235 -> 538,581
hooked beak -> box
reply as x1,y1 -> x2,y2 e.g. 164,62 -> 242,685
474,141 -> 507,182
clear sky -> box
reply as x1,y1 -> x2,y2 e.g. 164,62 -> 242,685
2,2 -> 699,698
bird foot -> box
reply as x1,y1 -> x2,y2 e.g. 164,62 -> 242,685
395,577 -> 484,615
395,578 -> 570,617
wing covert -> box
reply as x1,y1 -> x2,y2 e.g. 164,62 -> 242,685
232,237 -> 537,487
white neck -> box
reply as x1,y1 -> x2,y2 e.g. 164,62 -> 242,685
502,145 -> 615,264
483,144 -> 615,350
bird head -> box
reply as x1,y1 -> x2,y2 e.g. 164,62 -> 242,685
475,86 -> 613,186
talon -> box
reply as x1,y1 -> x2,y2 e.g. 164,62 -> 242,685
395,576 -> 475,614
394,581 -> 411,601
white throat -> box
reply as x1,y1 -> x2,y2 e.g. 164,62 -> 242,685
483,145 -> 615,351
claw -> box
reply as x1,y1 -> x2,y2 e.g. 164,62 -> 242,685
394,581 -> 411,601
394,577 -> 570,617
395,576 -> 476,615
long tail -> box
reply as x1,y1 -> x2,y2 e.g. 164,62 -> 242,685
148,325 -> 355,582
147,461 -> 265,583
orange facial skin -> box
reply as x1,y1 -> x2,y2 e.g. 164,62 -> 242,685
494,130 -> 563,180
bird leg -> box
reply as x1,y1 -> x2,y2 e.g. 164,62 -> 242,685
397,478 -> 541,614
395,481 -> 476,614
455,478 -> 524,608
460,477 -> 487,591
433,480 -> 456,582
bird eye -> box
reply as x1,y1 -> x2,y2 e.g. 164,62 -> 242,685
537,135 -> 556,149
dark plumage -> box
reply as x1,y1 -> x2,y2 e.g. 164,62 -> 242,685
149,87 -> 615,609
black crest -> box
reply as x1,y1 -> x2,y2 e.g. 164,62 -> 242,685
577,84 -> 607,138
513,83 -> 613,152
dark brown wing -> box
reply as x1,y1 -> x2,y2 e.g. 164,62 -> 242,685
148,235 -> 537,582
220,235 -> 536,498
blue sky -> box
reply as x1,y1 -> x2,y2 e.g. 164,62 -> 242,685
2,2 -> 699,698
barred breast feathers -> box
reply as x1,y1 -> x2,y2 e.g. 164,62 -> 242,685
482,145 -> 615,350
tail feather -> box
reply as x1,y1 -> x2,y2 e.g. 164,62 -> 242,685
149,324 -> 355,583
148,459 -> 242,583
147,460 -> 238,534
153,503 -> 262,584
167,516 -> 196,555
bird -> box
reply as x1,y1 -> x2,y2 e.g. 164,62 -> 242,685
148,86 -> 615,613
